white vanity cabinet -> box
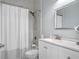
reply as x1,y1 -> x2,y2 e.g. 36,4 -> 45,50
39,40 -> 79,59
59,47 -> 79,59
39,40 -> 59,59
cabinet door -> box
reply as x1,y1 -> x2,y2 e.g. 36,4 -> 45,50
39,41 -> 59,59
46,42 -> 59,59
39,41 -> 48,59
65,49 -> 79,59
59,47 -> 79,59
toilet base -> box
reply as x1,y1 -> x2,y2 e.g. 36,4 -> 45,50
25,49 -> 38,59
26,56 -> 38,59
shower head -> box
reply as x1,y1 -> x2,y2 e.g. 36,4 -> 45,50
29,11 -> 35,16
29,10 -> 40,17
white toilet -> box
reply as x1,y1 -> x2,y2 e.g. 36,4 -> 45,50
25,44 -> 38,59
25,49 -> 38,59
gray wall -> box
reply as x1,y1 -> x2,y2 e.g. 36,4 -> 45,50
28,13 -> 34,49
34,0 -> 56,38
34,0 -> 41,39
41,0 -> 56,38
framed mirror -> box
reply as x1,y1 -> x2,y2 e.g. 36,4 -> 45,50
55,1 -> 79,29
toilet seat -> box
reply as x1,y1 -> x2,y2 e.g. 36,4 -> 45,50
25,49 -> 38,56
25,49 -> 38,59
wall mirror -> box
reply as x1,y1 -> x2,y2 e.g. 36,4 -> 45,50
55,1 -> 79,29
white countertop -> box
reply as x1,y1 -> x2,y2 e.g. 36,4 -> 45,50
40,38 -> 79,52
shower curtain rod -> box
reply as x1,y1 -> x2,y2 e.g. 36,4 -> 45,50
0,1 -> 40,16
0,1 -> 33,12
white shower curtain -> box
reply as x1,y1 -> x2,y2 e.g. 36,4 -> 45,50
0,3 -> 29,59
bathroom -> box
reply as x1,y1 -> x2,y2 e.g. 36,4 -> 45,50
0,0 -> 79,59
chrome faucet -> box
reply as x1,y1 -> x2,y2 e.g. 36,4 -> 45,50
54,34 -> 61,40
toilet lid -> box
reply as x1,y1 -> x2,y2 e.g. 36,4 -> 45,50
25,49 -> 38,56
